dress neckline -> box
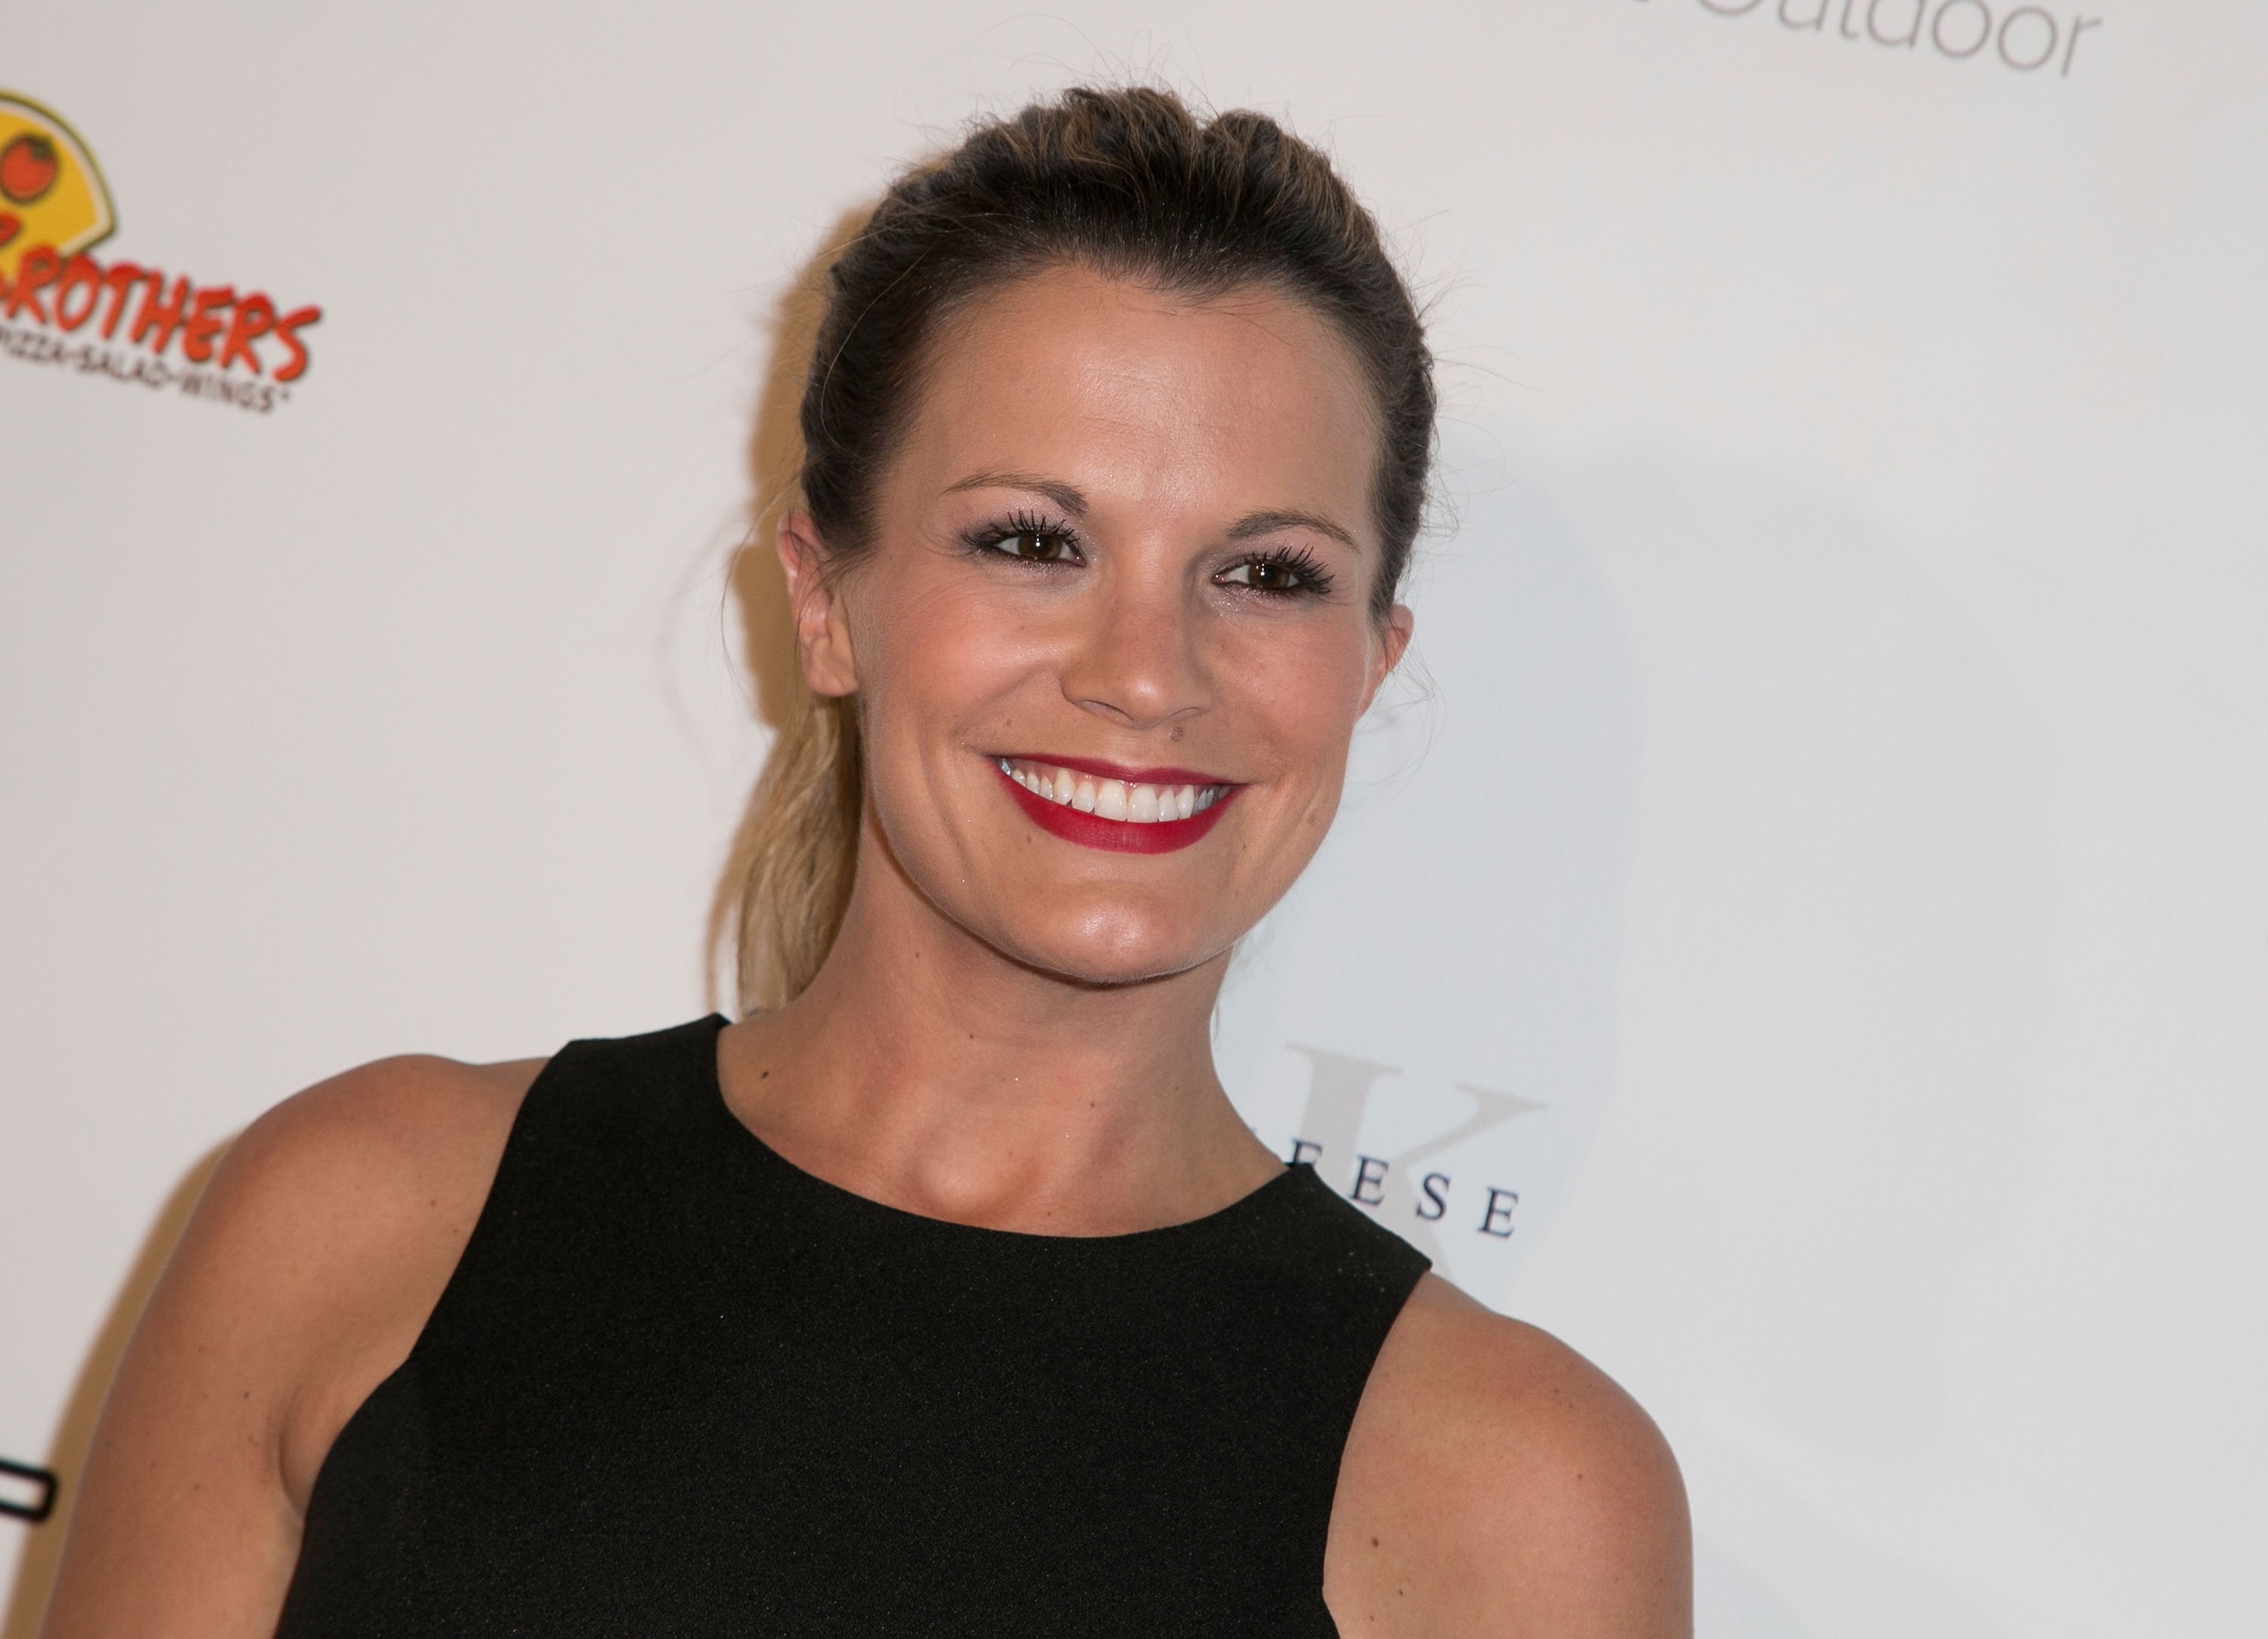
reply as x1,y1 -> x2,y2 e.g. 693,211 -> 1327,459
695,1013 -> 1306,1248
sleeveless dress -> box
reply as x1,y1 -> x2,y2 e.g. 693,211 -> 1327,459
274,1017 -> 1430,1637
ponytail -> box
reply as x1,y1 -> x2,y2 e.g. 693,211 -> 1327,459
730,685 -> 862,1014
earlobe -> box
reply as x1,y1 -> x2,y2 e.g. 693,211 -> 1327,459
1362,604 -> 1416,710
776,511 -> 860,698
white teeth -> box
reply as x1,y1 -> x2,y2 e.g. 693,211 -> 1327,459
1000,759 -> 1228,825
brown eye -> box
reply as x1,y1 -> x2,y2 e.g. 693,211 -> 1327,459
993,530 -> 1076,562
1219,557 -> 1307,592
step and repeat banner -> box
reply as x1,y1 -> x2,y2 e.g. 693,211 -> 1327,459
5,3 -> 2263,1634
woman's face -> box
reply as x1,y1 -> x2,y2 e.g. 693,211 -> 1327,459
790,264 -> 1411,987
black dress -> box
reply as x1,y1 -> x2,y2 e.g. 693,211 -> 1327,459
274,1016 -> 1430,1637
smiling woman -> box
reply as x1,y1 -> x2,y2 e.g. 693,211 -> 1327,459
768,265 -> 1405,1002
35,87 -> 1689,1639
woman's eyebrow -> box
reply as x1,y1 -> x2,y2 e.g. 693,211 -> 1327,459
943,470 -> 1089,516
1227,509 -> 1357,549
940,478 -> 1355,550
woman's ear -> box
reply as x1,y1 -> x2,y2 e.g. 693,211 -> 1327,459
776,510 -> 859,698
1361,603 -> 1416,712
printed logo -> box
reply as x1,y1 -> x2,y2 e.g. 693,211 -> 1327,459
0,90 -> 323,414
0,95 -> 111,274
0,1455 -> 58,1526
1647,0 -> 2106,77
1282,1043 -> 1547,1263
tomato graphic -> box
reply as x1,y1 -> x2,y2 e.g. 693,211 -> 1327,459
0,132 -> 57,204
0,95 -> 115,280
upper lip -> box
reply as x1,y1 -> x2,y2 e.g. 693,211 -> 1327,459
991,752 -> 1241,787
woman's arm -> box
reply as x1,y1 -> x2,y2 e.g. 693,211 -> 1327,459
35,1053 -> 536,1639
1327,1277 -> 1693,1638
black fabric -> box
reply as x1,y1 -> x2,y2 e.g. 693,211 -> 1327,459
274,1016 -> 1430,1637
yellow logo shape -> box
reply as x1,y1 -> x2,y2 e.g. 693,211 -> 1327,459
0,91 -> 114,282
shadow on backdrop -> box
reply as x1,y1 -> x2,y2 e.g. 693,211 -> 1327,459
2,1143 -> 229,1639
1211,457 -> 1644,1293
703,203 -> 877,1013
1564,454 -> 2050,1639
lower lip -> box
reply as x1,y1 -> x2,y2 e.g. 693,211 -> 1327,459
994,765 -> 1240,854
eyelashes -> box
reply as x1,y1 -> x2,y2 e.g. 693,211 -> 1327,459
1219,545 -> 1335,599
962,509 -> 1083,565
959,511 -> 1337,600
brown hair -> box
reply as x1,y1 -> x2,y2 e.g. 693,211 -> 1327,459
733,85 -> 1436,1013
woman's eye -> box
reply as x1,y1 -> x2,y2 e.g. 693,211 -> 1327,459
1219,557 -> 1308,593
990,529 -> 1077,562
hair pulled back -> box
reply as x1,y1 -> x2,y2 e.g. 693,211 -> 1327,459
733,85 -> 1435,1013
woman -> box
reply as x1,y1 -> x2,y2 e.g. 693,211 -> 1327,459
39,88 -> 1689,1637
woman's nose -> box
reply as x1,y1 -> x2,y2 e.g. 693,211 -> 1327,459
1057,575 -> 1213,732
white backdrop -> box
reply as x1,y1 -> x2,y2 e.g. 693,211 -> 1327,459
5,2 -> 2264,1634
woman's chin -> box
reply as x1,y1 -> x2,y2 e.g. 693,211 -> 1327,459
978,907 -> 1231,990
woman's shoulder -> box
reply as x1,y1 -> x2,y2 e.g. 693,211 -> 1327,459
217,1048 -> 544,1222
1326,1274 -> 1691,1638
171,1049 -> 550,1503
200,1050 -> 546,1334
39,1049 -> 550,1633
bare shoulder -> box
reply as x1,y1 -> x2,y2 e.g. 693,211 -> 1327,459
213,1046 -> 541,1242
39,1049 -> 546,1639
191,1049 -> 541,1334
1325,1275 -> 1691,1639
193,1049 -> 547,1500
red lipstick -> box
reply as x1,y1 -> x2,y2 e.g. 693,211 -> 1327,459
991,761 -> 1240,854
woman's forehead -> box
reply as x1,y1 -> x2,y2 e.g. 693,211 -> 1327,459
891,267 -> 1380,528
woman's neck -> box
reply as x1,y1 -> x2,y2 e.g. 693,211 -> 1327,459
717,846 -> 1283,1236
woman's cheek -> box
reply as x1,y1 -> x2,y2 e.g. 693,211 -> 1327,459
1223,623 -> 1371,751
856,578 -> 1014,714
